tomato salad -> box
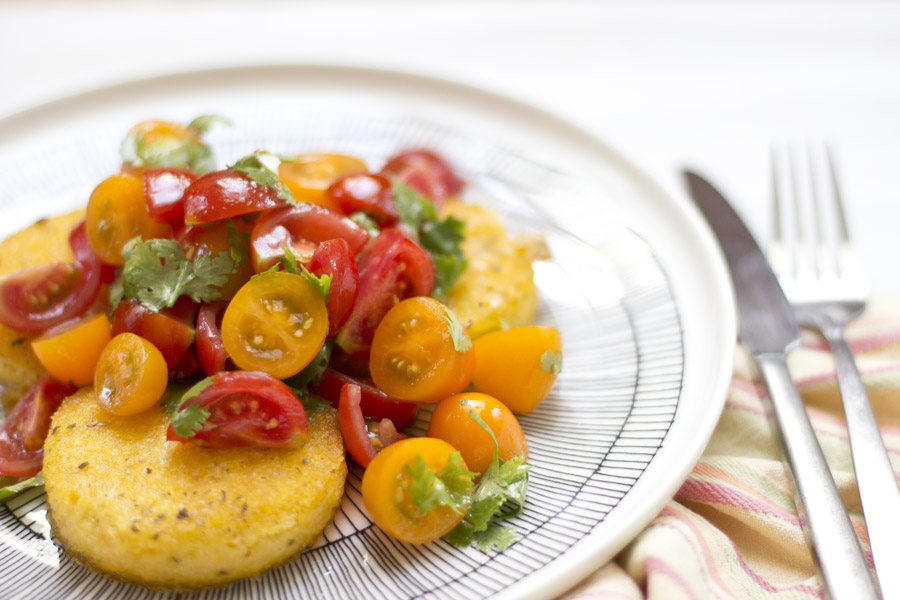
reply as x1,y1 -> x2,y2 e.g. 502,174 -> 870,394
0,116 -> 563,552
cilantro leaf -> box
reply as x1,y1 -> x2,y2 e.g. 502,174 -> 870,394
255,246 -> 332,301
284,341 -> 332,390
225,219 -> 251,266
0,472 -> 44,503
120,116 -> 222,174
187,114 -> 231,135
349,211 -> 381,238
289,386 -> 332,414
405,452 -> 475,516
443,306 -> 472,353
540,350 -> 562,375
471,524 -> 520,553
163,378 -> 213,438
228,154 -> 296,206
120,238 -> 235,312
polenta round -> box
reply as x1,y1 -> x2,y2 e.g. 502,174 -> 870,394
43,387 -> 347,589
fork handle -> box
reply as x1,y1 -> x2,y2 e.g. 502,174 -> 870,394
808,316 -> 900,600
756,354 -> 878,600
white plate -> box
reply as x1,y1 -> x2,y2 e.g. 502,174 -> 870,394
0,65 -> 735,600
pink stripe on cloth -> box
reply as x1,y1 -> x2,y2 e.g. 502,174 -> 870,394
793,362 -> 900,389
656,506 -> 733,598
801,324 -> 900,354
725,536 -> 823,598
676,477 -> 801,527
643,557 -> 700,600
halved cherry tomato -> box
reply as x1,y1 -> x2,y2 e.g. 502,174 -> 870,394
335,229 -> 434,359
169,345 -> 202,380
85,173 -> 174,265
308,239 -> 358,336
0,259 -> 102,335
182,169 -> 286,225
471,325 -> 562,414
277,153 -> 368,209
380,150 -> 463,206
221,271 -> 329,379
94,333 -> 168,416
196,301 -> 228,376
166,370 -> 308,448
249,204 -> 369,273
143,167 -> 197,223
361,437 -> 470,544
69,221 -> 116,284
111,300 -> 195,369
177,220 -> 254,300
370,297 -> 474,403
325,173 -> 398,224
337,383 -> 406,468
31,313 -> 112,386
0,374 -> 77,477
427,392 -> 528,475
313,368 -> 418,430
120,119 -> 209,175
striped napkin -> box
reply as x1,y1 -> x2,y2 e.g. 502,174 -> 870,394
560,296 -> 900,599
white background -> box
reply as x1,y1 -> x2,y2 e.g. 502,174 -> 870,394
2,0 -> 899,292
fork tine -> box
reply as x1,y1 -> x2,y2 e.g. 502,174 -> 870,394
788,146 -> 815,280
806,144 -> 830,280
825,145 -> 851,244
769,147 -> 791,278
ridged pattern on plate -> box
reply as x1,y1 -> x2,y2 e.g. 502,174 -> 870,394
0,113 -> 683,599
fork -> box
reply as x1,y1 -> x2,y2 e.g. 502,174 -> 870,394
770,145 -> 900,599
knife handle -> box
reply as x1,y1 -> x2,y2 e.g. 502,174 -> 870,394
757,354 -> 879,600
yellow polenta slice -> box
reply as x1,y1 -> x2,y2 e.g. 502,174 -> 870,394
43,388 -> 346,589
442,202 -> 548,339
0,209 -> 85,411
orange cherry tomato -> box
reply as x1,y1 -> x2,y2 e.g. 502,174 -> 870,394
85,173 -> 173,265
31,313 -> 112,386
471,325 -> 562,414
361,437 -> 470,544
427,392 -> 528,475
94,332 -> 168,416
220,271 -> 328,379
277,153 -> 368,209
369,297 -> 474,403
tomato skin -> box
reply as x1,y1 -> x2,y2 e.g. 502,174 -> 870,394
380,150 -> 463,206
111,300 -> 195,369
176,220 -> 254,300
335,229 -> 434,359
0,259 -> 102,335
196,301 -> 228,376
182,170 -> 285,225
313,368 -> 418,430
143,167 -> 197,223
86,173 -> 174,265
0,374 -> 78,477
362,437 -> 469,544
369,297 -> 475,403
221,271 -> 329,379
94,333 -> 169,416
277,153 -> 368,208
427,392 -> 528,475
165,370 -> 308,449
471,325 -> 562,414
31,313 -> 112,386
338,383 -> 378,468
69,221 -> 117,284
325,173 -> 398,223
249,204 -> 369,273
308,239 -> 359,336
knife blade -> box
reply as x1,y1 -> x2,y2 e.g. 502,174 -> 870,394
684,170 -> 878,600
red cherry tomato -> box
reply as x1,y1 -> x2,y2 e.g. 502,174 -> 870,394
335,229 -> 434,359
338,383 -> 377,468
69,221 -> 116,284
324,173 -> 398,224
143,167 -> 197,224
308,239 -> 358,336
249,204 -> 369,273
196,301 -> 228,376
0,258 -> 102,335
182,170 -> 286,225
313,368 -> 418,430
0,374 -> 77,477
169,345 -> 202,380
111,300 -> 196,369
380,150 -> 463,206
166,370 -> 308,448
176,220 -> 254,300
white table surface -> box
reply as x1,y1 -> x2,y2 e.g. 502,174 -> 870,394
2,0 -> 899,293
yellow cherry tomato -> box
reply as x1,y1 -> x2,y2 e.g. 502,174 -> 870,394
85,173 -> 173,265
94,332 -> 168,415
471,325 -> 562,414
277,153 -> 368,209
370,297 -> 475,403
221,270 -> 329,379
362,437 -> 470,544
427,392 -> 528,475
31,313 -> 112,386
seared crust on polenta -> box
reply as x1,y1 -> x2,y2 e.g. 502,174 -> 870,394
43,388 -> 346,589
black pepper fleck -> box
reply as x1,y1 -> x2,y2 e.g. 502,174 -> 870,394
153,532 -> 160,540
146,468 -> 152,474
77,462 -> 89,469
11,338 -> 25,347
66,423 -> 76,429
51,426 -> 59,435
241,503 -> 248,514
177,508 -> 188,519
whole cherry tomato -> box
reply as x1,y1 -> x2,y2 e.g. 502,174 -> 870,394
335,229 -> 434,359
325,173 -> 398,224
111,300 -> 195,369
31,313 -> 111,386
313,368 -> 418,430
143,167 -> 197,224
380,150 -> 463,206
166,370 -> 308,448
308,239 -> 358,336
94,333 -> 169,416
370,297 -> 475,403
182,170 -> 286,225
0,374 -> 77,477
277,153 -> 368,209
427,392 -> 528,475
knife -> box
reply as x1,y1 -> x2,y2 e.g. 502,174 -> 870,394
683,171 -> 878,600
